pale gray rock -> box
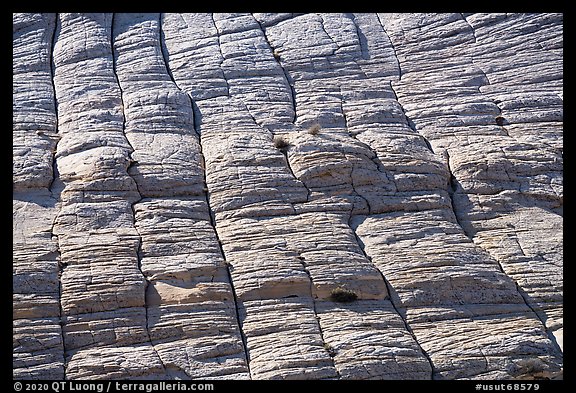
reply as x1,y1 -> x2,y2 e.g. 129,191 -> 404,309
48,13 -> 159,379
238,298 -> 338,380
65,345 -> 166,380
61,308 -> 148,351
113,13 -> 250,379
148,302 -> 250,379
217,212 -> 388,301
13,13 -> 63,379
13,191 -> 63,378
252,13 -> 297,28
134,197 -> 250,379
379,13 -> 563,355
134,198 -> 224,280
161,14 -> 446,381
352,209 -> 524,308
13,192 -> 60,300
316,300 -> 432,379
113,13 -> 205,197
352,209 -> 562,379
52,13 -> 136,200
407,306 -> 561,380
13,318 -> 65,380
13,13 -> 58,191
13,13 -> 563,380
53,200 -> 144,315
260,13 -> 452,219
201,129 -> 309,215
162,12 -> 295,131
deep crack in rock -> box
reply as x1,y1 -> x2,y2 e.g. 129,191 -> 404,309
13,12 -> 563,381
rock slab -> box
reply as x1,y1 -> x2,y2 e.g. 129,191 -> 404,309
13,12 -> 562,380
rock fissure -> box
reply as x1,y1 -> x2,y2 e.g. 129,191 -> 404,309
296,255 -> 341,379
185,82 -> 252,377
253,14 -> 297,124
444,150 -> 471,240
375,13 -> 402,80
482,219 -> 563,356
280,146 -> 311,204
110,12 -> 166,373
378,13 -> 563,375
317,14 -> 339,57
13,12 -> 563,381
460,13 -> 478,43
210,13 -> 231,98
158,14 -> 177,86
348,224 -> 436,379
48,13 -> 67,378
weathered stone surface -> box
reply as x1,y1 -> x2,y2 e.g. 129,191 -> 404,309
113,13 -> 250,379
13,13 -> 58,191
316,300 -> 432,379
13,191 -> 63,379
217,212 -> 388,301
65,345 -> 166,380
113,13 -> 205,197
14,13 -> 562,380
238,298 -> 338,380
13,318 -> 65,380
379,12 -> 563,354
12,15 -> 62,378
352,209 -> 561,379
47,13 -> 158,380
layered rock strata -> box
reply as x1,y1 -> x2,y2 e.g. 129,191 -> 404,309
13,12 -> 562,380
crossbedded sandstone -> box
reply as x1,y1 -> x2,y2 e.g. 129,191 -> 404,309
379,12 -> 563,355
113,13 -> 250,379
13,191 -> 64,379
352,209 -> 560,379
13,12 -> 562,380
49,13 -> 164,380
13,12 -> 64,380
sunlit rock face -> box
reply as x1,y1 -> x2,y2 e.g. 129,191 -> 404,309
13,13 -> 562,380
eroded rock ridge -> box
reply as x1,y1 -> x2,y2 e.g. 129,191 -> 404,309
13,13 -> 563,380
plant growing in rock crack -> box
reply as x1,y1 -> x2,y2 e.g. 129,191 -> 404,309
329,287 -> 358,303
273,135 -> 290,151
272,49 -> 281,61
514,358 -> 545,375
307,123 -> 321,135
323,342 -> 337,357
495,115 -> 506,126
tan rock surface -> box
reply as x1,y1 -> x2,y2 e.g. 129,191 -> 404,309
14,13 -> 562,380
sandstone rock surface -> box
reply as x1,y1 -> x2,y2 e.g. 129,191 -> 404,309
13,13 -> 562,380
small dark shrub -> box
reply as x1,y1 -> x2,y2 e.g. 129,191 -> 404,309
329,287 -> 358,303
307,123 -> 321,135
273,135 -> 290,150
495,115 -> 506,126
323,343 -> 336,357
